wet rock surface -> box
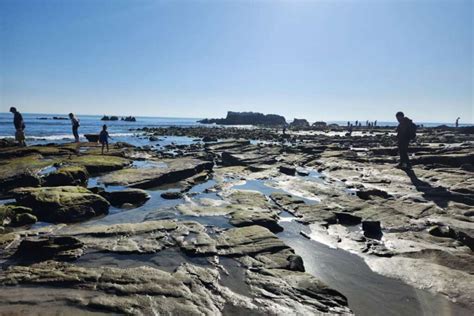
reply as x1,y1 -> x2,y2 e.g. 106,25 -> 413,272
100,158 -> 213,188
0,219 -> 351,315
14,236 -> 84,262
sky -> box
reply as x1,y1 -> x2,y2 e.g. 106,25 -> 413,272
0,0 -> 472,123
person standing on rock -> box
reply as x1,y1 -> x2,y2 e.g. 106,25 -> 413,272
396,111 -> 416,169
455,117 -> 460,128
10,107 -> 26,146
69,113 -> 80,142
99,124 -> 112,154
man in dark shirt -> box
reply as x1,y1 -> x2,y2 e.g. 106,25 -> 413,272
69,113 -> 80,142
395,111 -> 413,169
10,107 -> 26,146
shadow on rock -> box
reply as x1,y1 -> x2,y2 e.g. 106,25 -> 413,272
404,169 -> 473,208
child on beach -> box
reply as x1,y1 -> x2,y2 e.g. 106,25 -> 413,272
99,124 -> 112,154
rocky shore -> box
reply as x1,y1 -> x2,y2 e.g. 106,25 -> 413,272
0,124 -> 473,315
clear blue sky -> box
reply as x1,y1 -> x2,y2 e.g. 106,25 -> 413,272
1,0 -> 472,123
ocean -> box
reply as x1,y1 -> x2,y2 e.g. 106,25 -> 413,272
0,113 -> 202,146
0,112 -> 470,146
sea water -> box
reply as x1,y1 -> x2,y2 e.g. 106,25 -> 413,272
1,113 -> 470,147
0,113 -> 201,145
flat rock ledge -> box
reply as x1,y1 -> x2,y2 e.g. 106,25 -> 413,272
0,221 -> 352,315
100,158 -> 213,188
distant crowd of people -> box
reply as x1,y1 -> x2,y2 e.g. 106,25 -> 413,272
347,120 -> 378,128
8,106 -> 464,164
9,107 -> 112,154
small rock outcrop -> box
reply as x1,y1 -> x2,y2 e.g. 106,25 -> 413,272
161,191 -> 183,200
12,186 -> 110,223
290,118 -> 310,128
279,165 -> 297,176
43,165 -> 89,187
101,115 -> 118,121
84,134 -> 99,142
121,116 -> 136,122
101,188 -> 151,207
0,205 -> 37,227
312,121 -> 327,128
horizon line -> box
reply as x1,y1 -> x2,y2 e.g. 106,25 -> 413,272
0,112 -> 472,125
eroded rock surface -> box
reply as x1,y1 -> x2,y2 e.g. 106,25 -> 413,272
100,158 -> 213,188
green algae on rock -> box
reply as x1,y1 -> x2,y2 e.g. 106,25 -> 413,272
44,165 -> 89,186
69,155 -> 131,174
12,186 -> 110,223
0,205 -> 37,227
0,154 -> 53,194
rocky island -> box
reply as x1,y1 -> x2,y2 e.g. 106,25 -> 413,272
199,111 -> 287,126
0,122 -> 473,315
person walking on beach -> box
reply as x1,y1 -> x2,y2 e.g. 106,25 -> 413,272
99,124 -> 112,154
9,107 -> 26,146
455,117 -> 460,128
348,123 -> 353,136
69,113 -> 80,142
395,111 -> 416,169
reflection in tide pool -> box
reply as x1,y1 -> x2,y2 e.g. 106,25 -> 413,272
278,220 -> 471,316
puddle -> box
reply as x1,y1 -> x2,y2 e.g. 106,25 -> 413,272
131,160 -> 167,169
0,198 -> 15,205
87,176 -> 128,191
232,179 -> 318,204
38,165 -> 57,176
218,257 -> 251,296
278,210 -> 298,222
185,179 -> 222,201
76,248 -> 212,272
297,168 -> 324,182
81,191 -> 183,226
29,221 -> 54,230
278,220 -> 472,316
188,179 -> 217,194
